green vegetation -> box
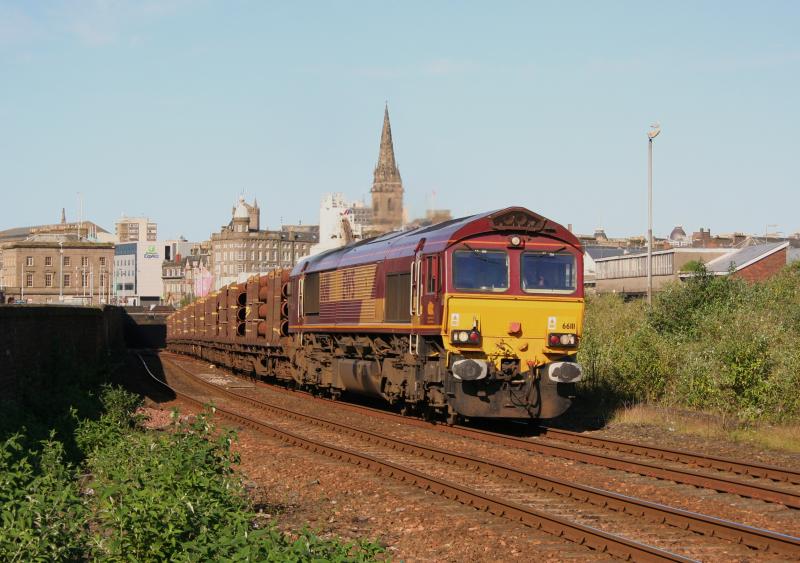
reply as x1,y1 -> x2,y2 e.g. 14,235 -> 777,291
579,263 -> 800,423
0,384 -> 383,562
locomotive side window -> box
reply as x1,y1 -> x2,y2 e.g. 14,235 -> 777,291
303,272 -> 320,315
453,250 -> 508,292
521,251 -> 576,293
425,255 -> 439,294
385,272 -> 411,322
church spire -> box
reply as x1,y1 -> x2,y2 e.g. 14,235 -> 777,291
370,104 -> 404,233
60,207 -> 66,224
373,104 -> 401,184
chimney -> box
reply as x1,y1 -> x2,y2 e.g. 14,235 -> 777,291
567,223 -> 573,232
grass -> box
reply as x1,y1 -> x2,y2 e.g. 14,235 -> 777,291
609,403 -> 800,454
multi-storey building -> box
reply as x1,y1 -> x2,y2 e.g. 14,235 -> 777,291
210,197 -> 318,289
0,234 -> 115,304
0,209 -> 113,274
161,242 -> 212,306
115,216 -> 158,242
113,240 -> 186,306
369,105 -> 404,235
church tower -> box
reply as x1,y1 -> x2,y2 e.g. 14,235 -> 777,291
370,104 -> 404,233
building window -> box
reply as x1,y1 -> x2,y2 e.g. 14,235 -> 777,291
45,273 -> 53,287
81,256 -> 89,267
64,274 -> 71,287
25,273 -> 33,287
99,257 -> 106,266
26,256 -> 33,266
45,256 -> 52,267
81,273 -> 88,287
64,257 -> 71,267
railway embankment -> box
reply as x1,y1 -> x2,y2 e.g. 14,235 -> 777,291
578,262 -> 800,448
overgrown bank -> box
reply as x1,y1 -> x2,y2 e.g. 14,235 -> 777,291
578,263 -> 800,423
0,380 -> 382,561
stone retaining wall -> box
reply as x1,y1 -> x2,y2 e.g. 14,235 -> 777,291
0,305 -> 125,398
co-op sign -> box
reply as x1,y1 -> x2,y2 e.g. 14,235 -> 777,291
143,245 -> 160,259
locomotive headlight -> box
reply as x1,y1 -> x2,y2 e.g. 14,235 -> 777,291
560,334 -> 575,346
508,235 -> 524,248
452,330 -> 481,345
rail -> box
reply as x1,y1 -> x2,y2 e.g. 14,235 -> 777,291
156,353 -> 800,560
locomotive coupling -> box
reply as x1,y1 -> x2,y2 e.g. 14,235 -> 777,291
543,361 -> 583,383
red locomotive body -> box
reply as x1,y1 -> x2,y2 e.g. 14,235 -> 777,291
168,207 -> 586,422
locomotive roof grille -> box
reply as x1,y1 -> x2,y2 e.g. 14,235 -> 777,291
489,208 -> 548,233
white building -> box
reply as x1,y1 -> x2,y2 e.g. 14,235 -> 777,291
113,241 -> 170,306
116,216 -> 158,243
310,193 -> 373,255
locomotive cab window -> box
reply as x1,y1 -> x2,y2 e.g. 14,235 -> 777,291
453,249 -> 508,292
521,251 -> 576,293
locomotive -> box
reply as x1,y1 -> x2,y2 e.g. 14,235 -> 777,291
167,206 -> 585,423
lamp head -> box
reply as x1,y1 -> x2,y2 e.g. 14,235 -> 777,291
648,122 -> 661,139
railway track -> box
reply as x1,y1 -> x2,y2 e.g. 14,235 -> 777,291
534,426 -> 800,485
160,351 -> 800,510
146,352 -> 800,561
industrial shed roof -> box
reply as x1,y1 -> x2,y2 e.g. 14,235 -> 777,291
704,242 -> 789,274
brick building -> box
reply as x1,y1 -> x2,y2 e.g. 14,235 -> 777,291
0,235 -> 115,304
699,242 -> 800,282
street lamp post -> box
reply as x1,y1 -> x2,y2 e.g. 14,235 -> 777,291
647,122 -> 661,306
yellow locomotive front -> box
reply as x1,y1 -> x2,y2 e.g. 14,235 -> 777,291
440,232 -> 585,420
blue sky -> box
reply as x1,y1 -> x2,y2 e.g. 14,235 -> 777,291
1,1 -> 798,241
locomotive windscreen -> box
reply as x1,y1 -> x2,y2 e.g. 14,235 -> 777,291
453,250 -> 509,292
521,251 -> 576,293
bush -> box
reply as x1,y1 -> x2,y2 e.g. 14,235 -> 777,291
1,386 -> 384,562
0,434 -> 87,562
579,263 -> 800,423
